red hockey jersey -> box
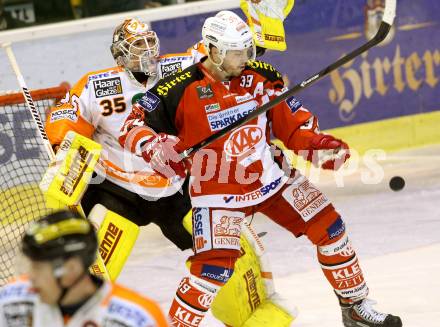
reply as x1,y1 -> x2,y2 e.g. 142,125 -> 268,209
120,59 -> 319,208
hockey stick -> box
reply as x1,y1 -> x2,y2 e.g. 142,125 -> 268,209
2,43 -> 56,160
1,42 -> 111,280
181,0 -> 396,158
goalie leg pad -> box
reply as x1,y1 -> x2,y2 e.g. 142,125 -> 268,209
88,204 -> 140,281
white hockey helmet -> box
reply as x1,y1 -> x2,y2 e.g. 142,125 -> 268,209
111,18 -> 160,76
202,11 -> 256,66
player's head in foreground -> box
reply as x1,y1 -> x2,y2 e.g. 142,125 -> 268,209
21,210 -> 99,305
202,11 -> 256,79
111,18 -> 160,80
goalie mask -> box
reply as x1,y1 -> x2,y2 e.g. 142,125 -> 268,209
111,18 -> 160,77
202,11 -> 256,68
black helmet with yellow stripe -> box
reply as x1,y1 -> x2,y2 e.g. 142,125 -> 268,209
22,210 -> 97,268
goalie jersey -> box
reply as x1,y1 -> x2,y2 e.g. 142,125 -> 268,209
45,53 -> 198,198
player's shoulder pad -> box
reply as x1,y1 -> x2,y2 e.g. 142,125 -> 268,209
0,277 -> 35,303
76,66 -> 123,93
246,60 -> 283,83
85,66 -> 123,83
159,52 -> 193,63
152,63 -> 202,99
107,283 -> 163,326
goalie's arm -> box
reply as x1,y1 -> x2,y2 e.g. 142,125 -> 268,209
45,73 -> 95,148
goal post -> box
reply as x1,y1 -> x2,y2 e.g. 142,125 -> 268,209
0,83 -> 69,285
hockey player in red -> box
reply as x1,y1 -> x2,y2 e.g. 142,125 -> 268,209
120,11 -> 403,327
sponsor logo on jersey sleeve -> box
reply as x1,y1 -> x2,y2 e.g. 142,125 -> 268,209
196,84 -> 214,99
137,91 -> 160,112
50,108 -> 78,123
50,97 -> 79,122
285,96 -> 302,112
93,77 -> 123,98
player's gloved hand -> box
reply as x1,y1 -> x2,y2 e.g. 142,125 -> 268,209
308,134 -> 350,170
141,133 -> 187,179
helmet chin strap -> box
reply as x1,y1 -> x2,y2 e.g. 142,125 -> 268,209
210,53 -> 232,79
52,260 -> 90,305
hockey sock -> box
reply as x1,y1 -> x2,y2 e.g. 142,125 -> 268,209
169,275 -> 219,327
317,229 -> 369,303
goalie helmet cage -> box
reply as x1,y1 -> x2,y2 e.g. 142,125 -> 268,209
0,83 -> 69,285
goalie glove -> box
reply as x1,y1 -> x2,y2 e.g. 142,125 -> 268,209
307,134 -> 350,170
241,0 -> 295,51
141,133 -> 187,179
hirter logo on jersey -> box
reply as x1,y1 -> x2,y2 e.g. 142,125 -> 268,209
137,91 -> 160,112
224,125 -> 263,157
196,84 -> 214,99
93,77 -> 123,98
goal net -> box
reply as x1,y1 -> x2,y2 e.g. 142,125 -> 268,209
0,84 -> 69,285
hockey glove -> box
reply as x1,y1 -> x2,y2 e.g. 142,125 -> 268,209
141,133 -> 187,179
307,134 -> 350,170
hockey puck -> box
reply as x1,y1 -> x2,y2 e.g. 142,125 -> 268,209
389,176 -> 405,191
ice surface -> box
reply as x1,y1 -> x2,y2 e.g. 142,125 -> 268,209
119,145 -> 440,326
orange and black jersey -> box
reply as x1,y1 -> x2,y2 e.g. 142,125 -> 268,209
120,59 -> 320,208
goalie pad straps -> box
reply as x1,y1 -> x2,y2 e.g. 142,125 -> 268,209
169,276 -> 219,327
317,220 -> 369,303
